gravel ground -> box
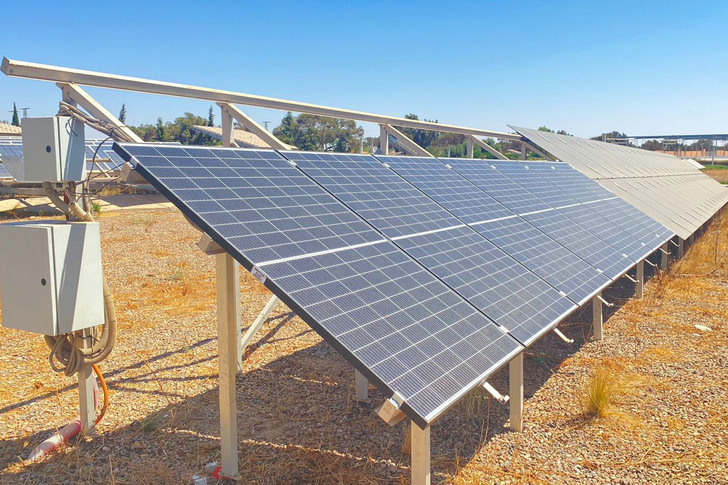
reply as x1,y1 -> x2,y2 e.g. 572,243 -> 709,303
0,207 -> 726,484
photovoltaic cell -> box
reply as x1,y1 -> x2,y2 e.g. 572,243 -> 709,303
0,163 -> 12,179
113,143 -> 521,426
285,152 -> 576,345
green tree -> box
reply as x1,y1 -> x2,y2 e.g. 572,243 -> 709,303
129,112 -> 218,145
11,103 -> 19,126
538,126 -> 570,135
208,106 -> 214,127
273,112 -> 363,152
395,113 -> 440,149
118,104 -> 127,123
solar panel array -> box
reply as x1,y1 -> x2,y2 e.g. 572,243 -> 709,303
113,144 -> 522,426
113,142 -> 678,426
513,126 -> 728,239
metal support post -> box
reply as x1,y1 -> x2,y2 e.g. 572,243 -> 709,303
379,124 -> 389,155
677,238 -> 685,258
509,353 -> 523,432
216,253 -> 240,479
78,329 -> 96,435
636,260 -> 644,299
520,142 -> 527,159
660,243 -> 669,270
411,421 -> 431,485
592,293 -> 603,341
355,369 -> 368,401
466,137 -> 474,158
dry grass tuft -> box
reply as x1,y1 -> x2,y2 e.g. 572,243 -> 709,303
582,365 -> 620,418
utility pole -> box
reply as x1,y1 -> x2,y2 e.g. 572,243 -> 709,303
263,121 -> 271,132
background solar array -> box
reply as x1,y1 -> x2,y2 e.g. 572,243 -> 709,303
512,126 -> 728,239
115,143 -> 522,426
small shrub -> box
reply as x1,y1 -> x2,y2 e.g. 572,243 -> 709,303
583,366 -> 619,418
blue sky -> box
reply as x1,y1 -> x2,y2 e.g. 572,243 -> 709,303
1,0 -> 726,139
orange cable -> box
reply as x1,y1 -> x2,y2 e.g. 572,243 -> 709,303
92,364 -> 109,424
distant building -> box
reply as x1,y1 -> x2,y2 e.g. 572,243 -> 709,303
0,122 -> 22,136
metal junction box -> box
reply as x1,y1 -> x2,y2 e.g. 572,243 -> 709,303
0,221 -> 104,335
20,116 -> 86,182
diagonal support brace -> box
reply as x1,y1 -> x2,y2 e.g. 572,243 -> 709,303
597,294 -> 614,307
553,327 -> 574,344
482,381 -> 510,404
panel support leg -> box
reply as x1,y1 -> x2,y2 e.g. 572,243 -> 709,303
411,421 -> 431,485
239,295 -> 279,369
509,353 -> 523,432
379,124 -> 389,155
466,137 -> 474,158
678,238 -> 685,258
636,259 -> 645,299
592,293 -> 603,341
217,253 -> 240,480
660,243 -> 669,271
78,328 -> 96,436
355,369 -> 368,401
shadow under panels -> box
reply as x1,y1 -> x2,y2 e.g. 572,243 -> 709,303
113,143 -> 522,427
374,155 -> 611,307
284,151 -> 577,347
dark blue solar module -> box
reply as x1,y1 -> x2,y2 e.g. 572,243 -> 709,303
286,152 -> 577,346
284,152 -> 461,239
377,155 -> 611,305
446,158 -> 552,214
490,161 -> 576,208
0,163 -> 12,179
527,162 -> 674,250
0,144 -> 23,158
449,158 -> 635,280
113,143 -> 522,426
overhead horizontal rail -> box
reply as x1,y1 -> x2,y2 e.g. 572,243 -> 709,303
1,57 -> 524,141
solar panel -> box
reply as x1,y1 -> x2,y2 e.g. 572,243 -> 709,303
526,162 -> 674,249
445,159 -> 552,214
113,143 -> 522,426
485,161 -> 649,271
0,144 -> 23,158
376,155 -> 610,306
286,152 -> 577,346
446,157 -> 633,280
0,163 -> 12,179
284,152 -> 461,238
512,126 -> 728,239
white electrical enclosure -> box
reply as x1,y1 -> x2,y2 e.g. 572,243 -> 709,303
20,116 -> 86,182
0,221 -> 104,335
